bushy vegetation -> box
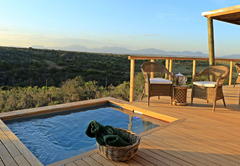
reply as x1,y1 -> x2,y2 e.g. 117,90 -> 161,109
0,74 -> 144,112
0,46 -> 148,87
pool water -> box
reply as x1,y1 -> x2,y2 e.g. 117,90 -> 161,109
4,104 -> 159,165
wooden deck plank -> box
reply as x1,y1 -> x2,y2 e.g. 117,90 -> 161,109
82,156 -> 102,166
0,128 -> 33,166
151,131 -> 238,166
138,145 -> 182,166
136,150 -> 170,166
124,159 -> 143,166
131,155 -> 155,166
0,129 -> 21,158
146,132 -> 225,166
142,135 -> 209,166
0,120 -> 43,166
159,124 -> 240,164
73,159 -> 90,166
162,123 -> 240,155
140,141 -> 194,166
151,126 -> 240,164
163,124 -> 240,155
0,159 -> 5,166
65,162 -> 77,166
90,154 -> 116,166
150,134 -> 227,165
0,142 -> 18,166
14,155 -> 31,166
141,139 -> 207,166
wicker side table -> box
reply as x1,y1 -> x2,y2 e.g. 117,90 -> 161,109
173,85 -> 188,106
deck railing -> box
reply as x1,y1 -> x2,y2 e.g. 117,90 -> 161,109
128,56 -> 240,102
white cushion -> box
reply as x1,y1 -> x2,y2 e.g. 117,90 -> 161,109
238,73 -> 240,75
193,81 -> 216,87
150,78 -> 172,84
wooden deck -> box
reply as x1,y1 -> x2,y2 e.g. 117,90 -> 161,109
0,85 -> 240,166
0,120 -> 43,166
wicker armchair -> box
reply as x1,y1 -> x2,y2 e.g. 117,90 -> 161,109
233,63 -> 240,87
191,66 -> 229,112
140,62 -> 174,106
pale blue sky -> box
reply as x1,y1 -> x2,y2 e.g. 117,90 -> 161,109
0,0 -> 240,56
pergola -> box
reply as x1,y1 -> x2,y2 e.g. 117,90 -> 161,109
202,5 -> 240,66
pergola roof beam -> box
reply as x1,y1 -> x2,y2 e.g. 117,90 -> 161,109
202,5 -> 240,25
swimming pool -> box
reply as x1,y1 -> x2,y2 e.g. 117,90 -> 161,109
4,103 -> 160,165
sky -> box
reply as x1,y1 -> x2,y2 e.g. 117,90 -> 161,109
0,0 -> 240,56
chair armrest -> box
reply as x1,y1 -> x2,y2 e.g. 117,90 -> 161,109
169,72 -> 175,83
216,76 -> 227,87
192,73 -> 203,82
165,71 -> 175,82
142,71 -> 150,83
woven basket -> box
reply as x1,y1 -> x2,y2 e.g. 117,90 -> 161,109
97,127 -> 141,161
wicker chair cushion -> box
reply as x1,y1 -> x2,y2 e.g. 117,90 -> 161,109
150,78 -> 172,84
193,81 -> 216,87
238,73 -> 240,75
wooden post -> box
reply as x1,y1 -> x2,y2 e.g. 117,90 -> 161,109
169,59 -> 173,80
165,59 -> 169,79
165,59 -> 169,70
129,59 -> 135,102
193,60 -> 196,78
151,59 -> 155,78
229,61 -> 233,85
207,17 -> 215,67
169,60 -> 173,72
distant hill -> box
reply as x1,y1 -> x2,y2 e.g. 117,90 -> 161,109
32,45 -> 209,57
31,44 -> 240,59
219,54 -> 240,59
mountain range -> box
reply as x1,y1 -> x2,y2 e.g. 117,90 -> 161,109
31,45 -> 240,59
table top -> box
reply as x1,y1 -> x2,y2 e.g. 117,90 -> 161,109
173,84 -> 189,89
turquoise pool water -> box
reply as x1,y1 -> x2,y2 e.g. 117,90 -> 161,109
4,103 -> 159,165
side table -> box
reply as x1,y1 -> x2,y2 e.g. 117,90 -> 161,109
173,85 -> 188,106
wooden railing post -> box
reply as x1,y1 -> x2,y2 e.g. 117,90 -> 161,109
129,59 -> 135,102
151,59 -> 155,78
229,61 -> 233,85
169,59 -> 173,80
165,59 -> 169,79
165,59 -> 169,70
193,60 -> 196,78
169,60 -> 173,72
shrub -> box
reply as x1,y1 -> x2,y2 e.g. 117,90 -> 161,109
57,61 -> 64,66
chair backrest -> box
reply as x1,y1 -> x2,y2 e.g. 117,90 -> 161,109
141,62 -> 169,73
235,63 -> 240,73
199,66 -> 229,82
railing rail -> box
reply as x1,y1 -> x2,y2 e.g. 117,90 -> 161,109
128,56 -> 240,102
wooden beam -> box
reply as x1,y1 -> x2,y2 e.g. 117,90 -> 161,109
129,59 -> 135,102
128,56 -> 240,62
165,59 -> 169,79
229,61 -> 233,85
169,60 -> 173,72
169,59 -> 173,80
151,59 -> 155,78
193,60 -> 196,78
202,5 -> 240,18
165,59 -> 169,70
207,17 -> 215,66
